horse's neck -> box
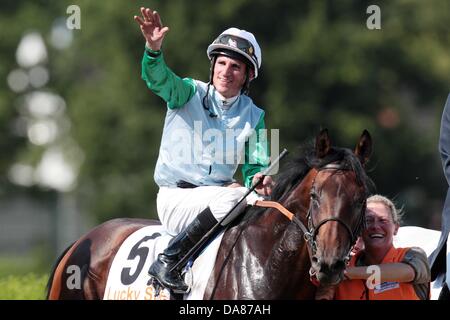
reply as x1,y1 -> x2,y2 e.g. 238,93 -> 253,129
264,215 -> 311,290
260,176 -> 315,296
207,180 -> 314,299
243,187 -> 312,297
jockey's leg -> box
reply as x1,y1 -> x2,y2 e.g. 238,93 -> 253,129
148,206 -> 217,293
150,186 -> 257,293
156,186 -> 254,235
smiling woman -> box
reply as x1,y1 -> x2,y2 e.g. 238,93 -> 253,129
333,195 -> 431,300
363,195 -> 404,265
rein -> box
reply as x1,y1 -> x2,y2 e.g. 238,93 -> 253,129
255,200 -> 310,237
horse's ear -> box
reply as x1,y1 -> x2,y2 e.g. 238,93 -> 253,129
316,128 -> 331,159
354,129 -> 372,166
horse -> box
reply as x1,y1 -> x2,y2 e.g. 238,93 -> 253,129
46,129 -> 374,300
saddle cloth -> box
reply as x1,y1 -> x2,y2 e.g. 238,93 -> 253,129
103,225 -> 224,300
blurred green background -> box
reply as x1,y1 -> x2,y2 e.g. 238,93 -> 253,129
0,0 -> 449,298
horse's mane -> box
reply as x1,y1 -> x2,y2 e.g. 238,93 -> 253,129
236,139 -> 375,225
271,140 -> 375,202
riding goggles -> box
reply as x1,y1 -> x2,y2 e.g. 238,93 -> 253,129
212,34 -> 258,66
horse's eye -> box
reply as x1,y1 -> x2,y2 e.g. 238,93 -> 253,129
310,192 -> 320,207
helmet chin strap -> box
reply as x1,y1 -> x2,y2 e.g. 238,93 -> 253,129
202,57 -> 216,117
208,56 -> 216,84
241,68 -> 251,95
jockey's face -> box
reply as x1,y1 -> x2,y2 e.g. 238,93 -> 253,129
362,201 -> 399,255
212,55 -> 248,98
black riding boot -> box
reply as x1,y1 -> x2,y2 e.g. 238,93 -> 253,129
148,207 -> 217,293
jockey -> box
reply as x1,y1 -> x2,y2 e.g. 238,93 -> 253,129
334,195 -> 431,300
134,8 -> 273,293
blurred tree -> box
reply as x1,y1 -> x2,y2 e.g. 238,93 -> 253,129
1,0 -> 449,229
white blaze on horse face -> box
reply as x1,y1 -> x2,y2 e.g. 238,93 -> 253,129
314,171 -> 357,249
310,169 -> 360,286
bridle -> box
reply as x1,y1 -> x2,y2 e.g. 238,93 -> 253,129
255,161 -> 368,276
305,163 -> 367,260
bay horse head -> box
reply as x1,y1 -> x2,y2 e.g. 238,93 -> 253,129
306,129 -> 373,285
271,129 -> 373,289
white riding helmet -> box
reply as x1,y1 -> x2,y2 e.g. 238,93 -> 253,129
207,27 -> 262,78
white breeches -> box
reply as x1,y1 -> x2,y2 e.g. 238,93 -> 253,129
156,186 -> 262,236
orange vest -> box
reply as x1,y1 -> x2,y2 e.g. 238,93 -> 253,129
335,247 -> 420,300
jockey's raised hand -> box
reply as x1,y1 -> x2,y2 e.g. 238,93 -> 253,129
134,7 -> 169,51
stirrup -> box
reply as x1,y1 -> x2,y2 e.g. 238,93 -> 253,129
171,265 -> 192,294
